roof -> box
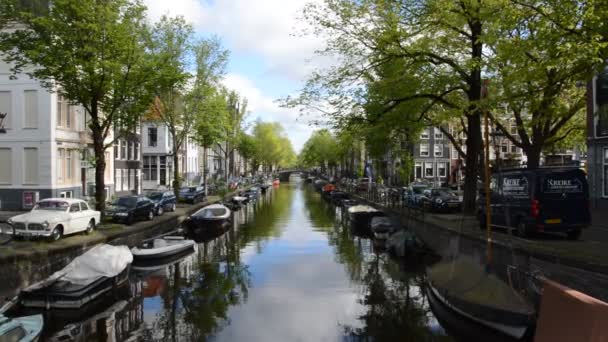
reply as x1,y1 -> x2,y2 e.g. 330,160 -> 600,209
39,198 -> 85,204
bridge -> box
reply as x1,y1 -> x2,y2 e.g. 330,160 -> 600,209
277,169 -> 309,182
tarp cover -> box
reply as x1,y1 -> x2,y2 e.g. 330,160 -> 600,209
30,245 -> 132,288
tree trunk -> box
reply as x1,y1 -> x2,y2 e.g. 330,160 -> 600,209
203,146 -> 208,197
172,134 -> 180,199
92,126 -> 107,212
462,17 -> 484,215
524,145 -> 542,169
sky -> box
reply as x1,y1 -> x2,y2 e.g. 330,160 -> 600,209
143,0 -> 328,152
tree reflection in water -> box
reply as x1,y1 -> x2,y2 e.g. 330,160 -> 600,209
143,187 -> 297,341
302,187 -> 453,342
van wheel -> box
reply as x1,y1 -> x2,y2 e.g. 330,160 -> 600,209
566,229 -> 582,240
516,221 -> 529,238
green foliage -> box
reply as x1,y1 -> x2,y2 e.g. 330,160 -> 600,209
0,0 -> 157,210
251,121 -> 296,170
299,129 -> 339,169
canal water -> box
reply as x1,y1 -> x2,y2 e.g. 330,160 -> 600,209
22,178 -> 460,341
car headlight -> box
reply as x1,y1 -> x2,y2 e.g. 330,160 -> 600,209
7,218 -> 13,225
42,221 -> 50,229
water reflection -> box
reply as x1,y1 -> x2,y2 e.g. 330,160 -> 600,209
20,183 -> 457,341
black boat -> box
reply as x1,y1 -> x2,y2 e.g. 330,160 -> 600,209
370,216 -> 400,240
329,191 -> 349,205
132,248 -> 196,272
184,203 -> 231,234
19,245 -> 132,310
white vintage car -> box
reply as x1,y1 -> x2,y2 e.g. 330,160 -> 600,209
7,198 -> 101,241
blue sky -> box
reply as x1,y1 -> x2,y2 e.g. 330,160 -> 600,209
143,0 -> 328,151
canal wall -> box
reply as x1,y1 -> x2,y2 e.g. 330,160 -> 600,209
349,195 -> 608,305
0,189 -> 247,303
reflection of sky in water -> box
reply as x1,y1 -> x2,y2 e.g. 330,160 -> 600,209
213,188 -> 366,341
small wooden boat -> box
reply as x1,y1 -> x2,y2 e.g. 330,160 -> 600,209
370,216 -> 400,240
348,205 -> 385,236
231,195 -> 248,204
329,191 -> 349,205
131,248 -> 195,272
273,179 -> 280,186
131,236 -> 195,260
242,188 -> 260,200
0,314 -> 43,341
185,203 -> 231,233
426,257 -> 534,340
19,245 -> 132,310
321,183 -> 336,198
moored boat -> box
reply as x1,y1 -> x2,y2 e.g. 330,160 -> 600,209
0,314 -> 43,342
231,195 -> 248,205
347,205 -> 385,236
19,244 -> 132,310
131,248 -> 195,272
370,216 -> 400,240
131,236 -> 195,260
184,203 -> 231,234
426,257 -> 534,340
329,191 -> 349,205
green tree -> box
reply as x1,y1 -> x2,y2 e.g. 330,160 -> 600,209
237,133 -> 257,175
0,0 -> 156,211
251,121 -> 295,171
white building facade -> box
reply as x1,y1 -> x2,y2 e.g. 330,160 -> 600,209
0,63 -> 114,210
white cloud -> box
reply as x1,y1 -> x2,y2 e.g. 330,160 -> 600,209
144,0 -> 330,81
143,0 -> 334,151
223,73 -> 318,152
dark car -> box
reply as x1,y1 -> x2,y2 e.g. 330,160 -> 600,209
146,191 -> 177,216
420,188 -> 462,212
477,167 -> 590,240
105,196 -> 155,225
179,186 -> 206,204
404,184 -> 431,207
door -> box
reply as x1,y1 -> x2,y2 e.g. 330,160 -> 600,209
68,203 -> 86,233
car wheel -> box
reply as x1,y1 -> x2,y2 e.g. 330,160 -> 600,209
51,227 -> 63,241
157,206 -> 164,216
85,219 -> 95,234
566,229 -> 582,240
516,221 -> 528,238
148,210 -> 154,221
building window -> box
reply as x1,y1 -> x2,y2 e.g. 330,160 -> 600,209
116,168 -> 122,192
160,156 -> 167,185
434,144 -> 443,157
0,91 -> 11,129
24,90 -> 38,129
0,148 -> 11,184
510,122 -> 517,135
59,191 -> 73,198
420,144 -> 429,157
148,127 -> 158,147
434,127 -> 443,140
114,141 -> 119,160
134,143 -> 139,161
129,169 -> 135,191
66,105 -> 71,128
511,145 -> 518,153
121,140 -> 127,160
501,144 -> 508,153
57,149 -> 65,182
420,129 -> 429,140
424,162 -> 434,177
66,150 -> 72,180
415,162 -> 422,179
438,162 -> 447,178
57,94 -> 67,128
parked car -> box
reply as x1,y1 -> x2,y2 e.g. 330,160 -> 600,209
105,196 -> 155,225
146,191 -> 177,216
420,188 -> 462,212
179,186 -> 206,204
404,184 -> 431,207
477,167 -> 590,239
8,198 -> 100,241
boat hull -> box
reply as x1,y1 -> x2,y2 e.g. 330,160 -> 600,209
427,281 -> 530,340
132,241 -> 195,260
20,267 -> 130,310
